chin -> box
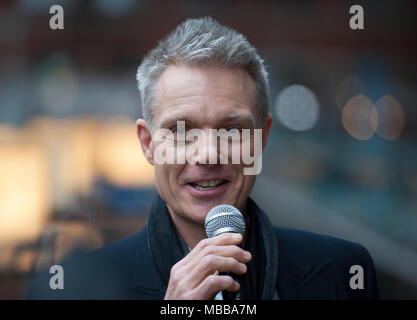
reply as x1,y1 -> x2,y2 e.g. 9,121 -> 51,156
187,195 -> 241,221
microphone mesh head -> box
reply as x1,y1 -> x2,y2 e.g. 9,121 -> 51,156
205,205 -> 245,238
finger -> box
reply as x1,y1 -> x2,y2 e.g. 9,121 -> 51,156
182,233 -> 243,263
178,246 -> 250,289
182,245 -> 251,275
185,255 -> 247,288
192,274 -> 240,300
197,245 -> 252,264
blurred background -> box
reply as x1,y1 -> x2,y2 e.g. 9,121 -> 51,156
0,0 -> 416,299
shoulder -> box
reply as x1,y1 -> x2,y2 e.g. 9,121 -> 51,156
274,226 -> 372,265
89,226 -> 148,267
273,226 -> 380,299
26,227 -> 152,299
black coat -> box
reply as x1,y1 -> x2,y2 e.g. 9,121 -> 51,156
26,223 -> 380,299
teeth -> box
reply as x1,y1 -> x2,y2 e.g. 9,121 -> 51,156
193,180 -> 224,190
197,180 -> 223,187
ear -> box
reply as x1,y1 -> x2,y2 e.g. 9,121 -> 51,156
261,113 -> 273,151
136,119 -> 154,165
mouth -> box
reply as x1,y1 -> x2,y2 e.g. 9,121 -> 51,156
189,179 -> 226,191
185,179 -> 229,197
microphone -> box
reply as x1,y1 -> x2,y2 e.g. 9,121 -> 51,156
204,205 -> 246,300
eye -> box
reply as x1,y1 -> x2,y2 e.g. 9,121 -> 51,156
170,125 -> 187,135
225,126 -> 241,135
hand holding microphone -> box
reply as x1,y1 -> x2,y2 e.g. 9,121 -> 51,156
164,205 -> 250,300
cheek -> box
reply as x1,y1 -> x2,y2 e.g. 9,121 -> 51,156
155,164 -> 185,190
153,166 -> 165,191
154,165 -> 171,194
228,165 -> 248,190
243,175 -> 256,190
237,169 -> 256,195
238,176 -> 256,205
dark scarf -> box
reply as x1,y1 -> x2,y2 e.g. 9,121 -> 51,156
147,194 -> 279,299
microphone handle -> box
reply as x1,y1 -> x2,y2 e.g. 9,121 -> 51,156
221,271 -> 251,300
222,290 -> 236,300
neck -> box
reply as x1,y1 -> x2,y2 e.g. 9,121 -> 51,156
166,206 -> 207,249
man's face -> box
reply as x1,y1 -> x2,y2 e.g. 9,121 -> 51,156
138,65 -> 271,227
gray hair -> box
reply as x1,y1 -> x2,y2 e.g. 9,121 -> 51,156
136,16 -> 269,129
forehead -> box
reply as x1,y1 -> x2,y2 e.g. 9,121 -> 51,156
153,64 -> 257,127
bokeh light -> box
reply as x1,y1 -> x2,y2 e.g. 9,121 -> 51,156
0,129 -> 51,246
275,84 -> 320,131
94,117 -> 155,188
24,117 -> 96,211
373,95 -> 405,141
342,94 -> 377,141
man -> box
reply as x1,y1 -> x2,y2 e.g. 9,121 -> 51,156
27,17 -> 379,300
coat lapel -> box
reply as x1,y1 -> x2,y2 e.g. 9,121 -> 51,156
277,258 -> 337,299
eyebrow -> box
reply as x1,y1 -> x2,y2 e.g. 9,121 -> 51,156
159,113 -> 256,129
223,113 -> 256,127
159,116 -> 194,129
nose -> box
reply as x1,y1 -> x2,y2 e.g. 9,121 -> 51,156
191,129 -> 223,165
